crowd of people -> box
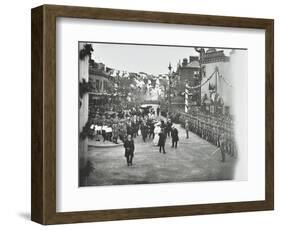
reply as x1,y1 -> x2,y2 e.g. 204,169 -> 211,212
87,105 -> 182,166
123,118 -> 179,166
88,107 -> 157,143
86,104 -> 237,165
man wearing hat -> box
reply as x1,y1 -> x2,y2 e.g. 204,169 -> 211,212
158,128 -> 167,154
171,125 -> 179,148
141,122 -> 148,142
123,135 -> 135,166
166,119 -> 172,137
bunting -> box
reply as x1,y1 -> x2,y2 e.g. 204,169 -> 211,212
185,68 -> 233,90
186,70 -> 216,90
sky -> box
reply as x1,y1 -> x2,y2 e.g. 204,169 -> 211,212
88,42 -> 233,75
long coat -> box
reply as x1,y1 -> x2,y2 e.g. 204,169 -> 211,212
124,139 -> 135,157
167,121 -> 172,132
171,128 -> 179,141
141,125 -> 148,138
158,132 -> 166,146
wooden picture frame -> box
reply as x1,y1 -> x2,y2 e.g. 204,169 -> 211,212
31,4 -> 274,225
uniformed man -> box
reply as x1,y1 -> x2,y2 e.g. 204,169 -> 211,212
219,132 -> 227,162
185,119 -> 189,139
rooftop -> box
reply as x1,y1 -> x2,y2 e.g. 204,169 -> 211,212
202,49 -> 229,64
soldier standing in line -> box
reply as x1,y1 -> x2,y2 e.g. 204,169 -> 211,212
208,124 -> 212,143
213,126 -> 219,146
226,130 -> 231,156
193,119 -> 197,134
206,124 -> 210,142
229,132 -> 235,157
219,132 -> 227,162
198,120 -> 202,137
202,122 -> 206,140
191,118 -> 195,133
185,119 -> 189,139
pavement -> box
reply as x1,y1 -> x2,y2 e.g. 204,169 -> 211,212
83,122 -> 237,186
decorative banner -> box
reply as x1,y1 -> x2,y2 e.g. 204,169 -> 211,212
104,65 -> 233,93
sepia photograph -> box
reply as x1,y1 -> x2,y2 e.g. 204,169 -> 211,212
78,41 -> 248,187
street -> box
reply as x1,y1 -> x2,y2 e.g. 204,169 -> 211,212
86,123 -> 236,186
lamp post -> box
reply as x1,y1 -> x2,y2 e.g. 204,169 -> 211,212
168,62 -> 172,116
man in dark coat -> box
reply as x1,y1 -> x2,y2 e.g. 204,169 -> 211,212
149,122 -> 155,139
123,135 -> 135,166
171,126 -> 179,148
141,123 -> 148,142
166,119 -> 172,137
158,128 -> 166,154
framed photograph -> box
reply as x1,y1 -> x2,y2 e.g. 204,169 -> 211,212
31,4 -> 274,225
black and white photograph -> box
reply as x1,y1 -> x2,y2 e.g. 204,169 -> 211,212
78,41 -> 248,187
